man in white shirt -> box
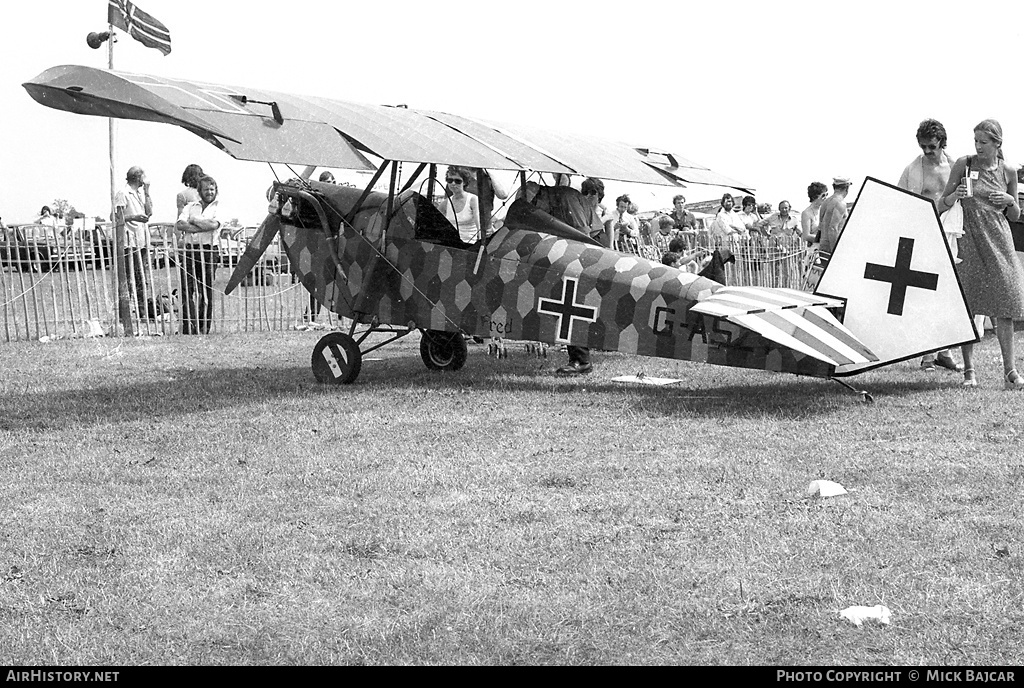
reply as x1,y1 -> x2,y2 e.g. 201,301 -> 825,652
176,175 -> 221,334
113,166 -> 153,318
604,194 -> 640,251
711,194 -> 747,238
760,200 -> 800,237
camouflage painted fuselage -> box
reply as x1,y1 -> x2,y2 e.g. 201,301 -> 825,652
274,182 -> 833,378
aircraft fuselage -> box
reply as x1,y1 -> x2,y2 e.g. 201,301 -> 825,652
271,182 -> 835,378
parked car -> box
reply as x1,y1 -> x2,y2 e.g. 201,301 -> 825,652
218,226 -> 289,281
0,223 -> 102,271
149,222 -> 178,268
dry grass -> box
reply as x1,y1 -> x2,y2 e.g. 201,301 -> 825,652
1,330 -> 1022,665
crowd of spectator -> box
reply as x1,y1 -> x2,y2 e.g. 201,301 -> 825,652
586,186 -> 820,280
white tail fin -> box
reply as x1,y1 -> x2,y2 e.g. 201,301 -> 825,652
816,177 -> 978,376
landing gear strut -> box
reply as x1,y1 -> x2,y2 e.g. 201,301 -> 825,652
310,325 -> 470,384
310,323 -> 470,384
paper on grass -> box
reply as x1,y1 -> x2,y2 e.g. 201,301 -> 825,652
611,374 -> 682,386
840,605 -> 891,626
807,479 -> 848,498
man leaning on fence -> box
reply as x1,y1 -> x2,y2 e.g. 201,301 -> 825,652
113,166 -> 153,319
176,175 -> 221,335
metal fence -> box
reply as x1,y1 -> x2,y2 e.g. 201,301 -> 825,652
1,226 -> 811,343
622,232 -> 813,289
0,225 -> 338,343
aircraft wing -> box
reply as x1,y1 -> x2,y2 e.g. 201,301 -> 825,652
690,286 -> 878,367
22,65 -> 752,190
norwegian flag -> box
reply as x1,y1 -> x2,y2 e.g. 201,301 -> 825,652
108,0 -> 171,56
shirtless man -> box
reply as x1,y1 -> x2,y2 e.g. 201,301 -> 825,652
817,177 -> 852,256
897,119 -> 963,373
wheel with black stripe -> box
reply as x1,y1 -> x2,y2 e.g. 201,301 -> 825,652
420,330 -> 468,371
311,332 -> 362,384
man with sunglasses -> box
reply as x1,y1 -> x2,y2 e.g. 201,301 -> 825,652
897,119 -> 963,373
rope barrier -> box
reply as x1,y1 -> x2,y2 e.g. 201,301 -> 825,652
0,241 -> 80,307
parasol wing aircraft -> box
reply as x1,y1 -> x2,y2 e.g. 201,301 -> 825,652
23,65 -> 978,390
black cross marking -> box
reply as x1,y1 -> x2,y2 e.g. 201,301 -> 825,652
538,277 -> 598,342
863,237 -> 938,316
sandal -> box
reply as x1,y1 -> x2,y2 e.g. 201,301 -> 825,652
1005,370 -> 1024,390
963,368 -> 978,388
935,353 -> 964,373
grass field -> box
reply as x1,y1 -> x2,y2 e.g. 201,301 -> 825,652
1,330 -> 1022,665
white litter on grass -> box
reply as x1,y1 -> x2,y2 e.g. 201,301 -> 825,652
840,605 -> 891,627
611,374 -> 682,386
807,479 -> 848,498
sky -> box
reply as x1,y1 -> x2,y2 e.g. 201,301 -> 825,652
2,0 -> 1023,225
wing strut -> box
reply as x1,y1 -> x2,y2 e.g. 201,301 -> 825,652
400,163 -> 428,194
383,162 -> 400,233
344,161 -> 391,228
350,161 -> 399,321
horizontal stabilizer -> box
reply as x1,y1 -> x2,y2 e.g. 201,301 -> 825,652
725,304 -> 877,367
690,286 -> 845,318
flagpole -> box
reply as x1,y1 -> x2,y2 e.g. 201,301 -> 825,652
107,23 -> 133,336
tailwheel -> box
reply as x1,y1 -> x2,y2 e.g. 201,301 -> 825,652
830,376 -> 874,403
311,332 -> 362,384
420,330 -> 468,371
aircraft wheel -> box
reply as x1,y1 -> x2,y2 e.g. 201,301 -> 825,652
311,332 -> 362,384
420,330 -> 468,371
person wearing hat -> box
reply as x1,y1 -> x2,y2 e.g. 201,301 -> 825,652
318,171 -> 336,184
817,176 -> 853,256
